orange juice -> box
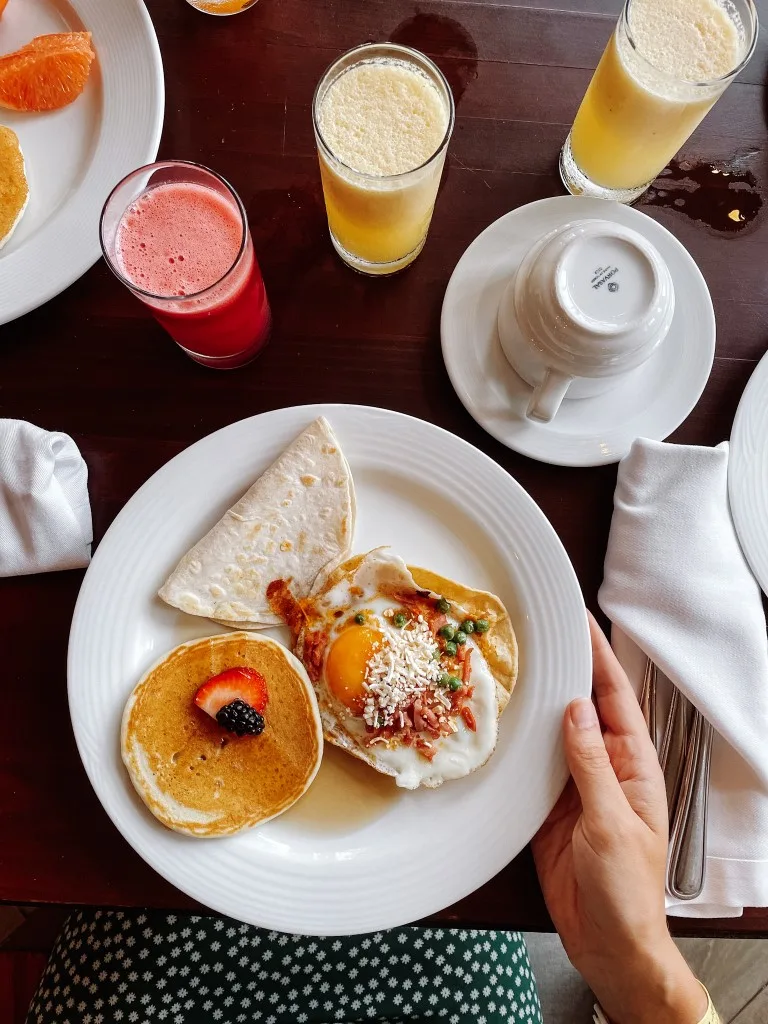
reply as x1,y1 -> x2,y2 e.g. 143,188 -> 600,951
314,45 -> 454,275
562,0 -> 756,201
185,0 -> 257,15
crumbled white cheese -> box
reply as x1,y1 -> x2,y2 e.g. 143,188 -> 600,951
362,615 -> 442,728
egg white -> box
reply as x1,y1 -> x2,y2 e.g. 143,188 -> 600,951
310,548 -> 500,789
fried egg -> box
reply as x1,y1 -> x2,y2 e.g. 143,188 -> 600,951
298,547 -> 506,789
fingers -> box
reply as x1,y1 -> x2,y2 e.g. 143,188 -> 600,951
588,612 -> 653,742
563,697 -> 626,826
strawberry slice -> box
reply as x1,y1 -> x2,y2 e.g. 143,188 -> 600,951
194,667 -> 268,720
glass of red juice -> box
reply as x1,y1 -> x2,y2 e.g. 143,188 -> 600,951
100,160 -> 271,369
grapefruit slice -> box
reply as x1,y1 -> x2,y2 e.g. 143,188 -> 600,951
0,32 -> 95,112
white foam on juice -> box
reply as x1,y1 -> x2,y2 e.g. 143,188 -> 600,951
628,0 -> 741,83
116,182 -> 242,298
319,59 -> 449,177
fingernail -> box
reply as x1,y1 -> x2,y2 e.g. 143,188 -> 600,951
570,698 -> 598,730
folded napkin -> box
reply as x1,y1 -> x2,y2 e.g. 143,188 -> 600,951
599,438 -> 768,917
0,420 -> 92,577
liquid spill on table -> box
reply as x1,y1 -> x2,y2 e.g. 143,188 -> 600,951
389,12 -> 478,104
640,153 -> 763,235
389,13 -> 478,202
283,744 -> 400,834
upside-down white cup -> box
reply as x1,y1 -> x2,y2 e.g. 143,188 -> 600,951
497,218 -> 675,423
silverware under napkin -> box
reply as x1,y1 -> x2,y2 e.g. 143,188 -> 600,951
641,658 -> 713,901
667,711 -> 714,901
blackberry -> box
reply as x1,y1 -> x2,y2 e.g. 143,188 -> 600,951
216,699 -> 265,736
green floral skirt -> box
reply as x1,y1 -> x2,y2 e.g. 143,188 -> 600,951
26,909 -> 542,1023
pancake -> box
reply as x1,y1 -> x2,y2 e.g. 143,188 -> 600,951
121,632 -> 323,837
0,125 -> 28,249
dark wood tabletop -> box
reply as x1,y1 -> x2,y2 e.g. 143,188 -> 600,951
1,0 -> 767,938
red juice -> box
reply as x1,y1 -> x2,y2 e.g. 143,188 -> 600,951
115,180 -> 271,368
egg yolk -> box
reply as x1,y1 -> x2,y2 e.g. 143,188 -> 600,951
325,626 -> 382,712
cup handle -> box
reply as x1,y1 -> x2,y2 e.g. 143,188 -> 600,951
526,368 -> 574,423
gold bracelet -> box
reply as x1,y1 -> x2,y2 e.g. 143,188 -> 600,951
592,982 -> 720,1024
696,981 -> 721,1024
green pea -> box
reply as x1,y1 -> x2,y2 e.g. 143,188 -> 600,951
439,673 -> 452,687
354,613 -> 365,625
393,612 -> 407,628
461,619 -> 476,634
449,678 -> 462,692
432,650 -> 443,661
438,624 -> 456,641
444,641 -> 458,657
475,619 -> 490,634
436,597 -> 451,614
455,630 -> 467,646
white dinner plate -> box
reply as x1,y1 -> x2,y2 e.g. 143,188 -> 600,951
68,405 -> 591,935
729,351 -> 768,596
441,196 -> 715,467
0,0 -> 163,324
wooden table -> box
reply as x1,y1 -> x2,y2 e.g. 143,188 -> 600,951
1,0 -> 767,937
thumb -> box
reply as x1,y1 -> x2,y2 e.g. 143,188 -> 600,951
564,698 -> 625,826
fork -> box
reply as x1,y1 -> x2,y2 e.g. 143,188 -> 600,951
667,710 -> 714,900
641,658 -> 712,901
639,657 -> 657,746
659,687 -> 691,822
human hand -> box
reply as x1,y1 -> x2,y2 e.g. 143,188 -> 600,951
532,613 -> 708,1024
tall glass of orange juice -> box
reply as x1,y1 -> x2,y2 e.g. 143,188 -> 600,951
313,43 -> 455,276
560,0 -> 758,203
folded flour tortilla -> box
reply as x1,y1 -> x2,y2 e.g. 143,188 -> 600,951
159,417 -> 356,628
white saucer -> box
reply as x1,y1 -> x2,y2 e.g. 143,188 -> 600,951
441,196 -> 715,467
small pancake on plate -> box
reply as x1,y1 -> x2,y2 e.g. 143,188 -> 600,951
0,125 -> 28,249
273,547 -> 517,789
121,632 -> 323,836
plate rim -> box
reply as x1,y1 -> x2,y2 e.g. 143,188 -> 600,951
68,403 -> 592,933
441,195 -> 716,467
729,349 -> 768,596
0,0 -> 165,324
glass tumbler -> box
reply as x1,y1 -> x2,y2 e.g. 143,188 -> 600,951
100,160 -> 271,369
560,0 -> 758,203
184,0 -> 259,15
313,42 -> 455,276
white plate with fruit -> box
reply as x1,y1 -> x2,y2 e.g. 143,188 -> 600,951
0,0 -> 163,324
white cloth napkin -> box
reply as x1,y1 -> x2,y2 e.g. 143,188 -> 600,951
599,438 -> 768,917
0,420 -> 92,577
